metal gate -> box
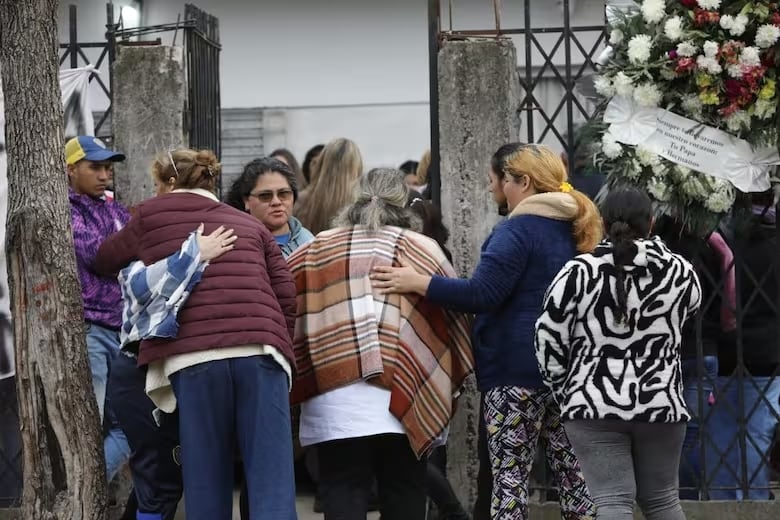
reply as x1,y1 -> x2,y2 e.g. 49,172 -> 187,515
183,4 -> 222,163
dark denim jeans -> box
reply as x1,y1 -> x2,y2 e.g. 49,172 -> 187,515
109,350 -> 182,520
170,355 -> 296,520
0,376 -> 21,508
679,356 -> 718,499
705,375 -> 780,500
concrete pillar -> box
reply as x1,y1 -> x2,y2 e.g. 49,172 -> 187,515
438,38 -> 521,510
112,45 -> 185,207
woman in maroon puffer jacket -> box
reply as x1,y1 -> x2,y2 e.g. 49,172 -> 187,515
95,149 -> 297,520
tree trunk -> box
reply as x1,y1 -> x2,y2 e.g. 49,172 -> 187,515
0,1 -> 108,518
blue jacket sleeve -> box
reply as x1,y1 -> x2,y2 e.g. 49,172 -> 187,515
425,220 -> 528,313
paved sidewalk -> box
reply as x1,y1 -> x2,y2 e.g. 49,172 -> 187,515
174,492 -> 380,519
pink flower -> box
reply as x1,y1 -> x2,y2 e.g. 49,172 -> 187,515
719,102 -> 740,117
675,57 -> 697,73
680,0 -> 697,7
742,66 -> 767,90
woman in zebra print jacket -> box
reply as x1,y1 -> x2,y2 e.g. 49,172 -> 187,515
535,186 -> 702,520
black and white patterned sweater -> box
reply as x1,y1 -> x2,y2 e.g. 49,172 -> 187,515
534,236 -> 701,423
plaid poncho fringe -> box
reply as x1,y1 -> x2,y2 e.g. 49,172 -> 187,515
287,226 -> 474,457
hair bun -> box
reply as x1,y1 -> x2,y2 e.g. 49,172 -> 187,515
194,150 -> 219,167
194,150 -> 220,176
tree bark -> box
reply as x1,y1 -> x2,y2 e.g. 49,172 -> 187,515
0,1 -> 108,518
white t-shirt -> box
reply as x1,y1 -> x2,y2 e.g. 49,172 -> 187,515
299,380 -> 405,447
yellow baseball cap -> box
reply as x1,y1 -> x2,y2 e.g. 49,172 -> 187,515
65,136 -> 125,166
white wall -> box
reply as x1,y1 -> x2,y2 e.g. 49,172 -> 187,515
56,0 -> 606,164
144,0 -> 430,109
264,103 -> 431,171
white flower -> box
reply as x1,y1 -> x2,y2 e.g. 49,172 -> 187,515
696,55 -> 722,74
733,15 -> 748,35
720,14 -> 747,37
756,24 -> 780,48
594,75 -> 616,97
677,41 -> 697,57
755,98 -> 776,119
703,183 -> 736,213
671,165 -> 692,183
664,16 -> 684,42
613,72 -> 635,97
624,160 -> 643,180
633,83 -> 663,107
703,41 -> 719,58
725,110 -> 751,133
628,35 -> 653,64
697,0 -> 721,9
648,177 -> 672,202
641,0 -> 666,24
740,46 -> 761,67
727,64 -> 744,79
610,29 -> 624,45
636,146 -> 661,167
681,95 -> 703,117
651,161 -> 669,177
601,133 -> 624,159
682,175 -> 708,201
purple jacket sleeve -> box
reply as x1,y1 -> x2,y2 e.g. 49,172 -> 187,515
71,205 -> 103,273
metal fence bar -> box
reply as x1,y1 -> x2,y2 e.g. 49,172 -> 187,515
562,0 -> 574,159
523,0 -> 534,144
183,3 -> 222,193
428,0 -> 441,208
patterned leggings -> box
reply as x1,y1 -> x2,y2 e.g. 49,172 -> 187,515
484,386 -> 595,520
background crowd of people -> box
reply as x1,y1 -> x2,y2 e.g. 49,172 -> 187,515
6,131 -> 775,520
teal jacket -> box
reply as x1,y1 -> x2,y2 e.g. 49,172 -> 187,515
278,216 -> 314,258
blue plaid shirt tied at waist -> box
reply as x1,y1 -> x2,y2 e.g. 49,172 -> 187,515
119,230 -> 206,349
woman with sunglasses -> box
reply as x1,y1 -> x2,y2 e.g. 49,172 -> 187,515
226,157 -> 314,257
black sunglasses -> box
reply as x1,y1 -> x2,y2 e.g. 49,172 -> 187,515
248,189 -> 294,203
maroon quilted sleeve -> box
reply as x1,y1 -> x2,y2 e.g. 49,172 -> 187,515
94,215 -> 142,275
264,235 -> 296,341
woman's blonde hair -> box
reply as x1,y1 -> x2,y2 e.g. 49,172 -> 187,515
504,144 -> 602,252
296,138 -> 363,234
416,149 -> 431,185
152,148 -> 220,194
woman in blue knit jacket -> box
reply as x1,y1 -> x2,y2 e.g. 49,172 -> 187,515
372,144 -> 601,520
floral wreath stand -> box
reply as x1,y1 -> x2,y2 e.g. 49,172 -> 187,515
591,0 -> 780,235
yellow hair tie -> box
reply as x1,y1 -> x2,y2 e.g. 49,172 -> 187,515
559,182 -> 573,193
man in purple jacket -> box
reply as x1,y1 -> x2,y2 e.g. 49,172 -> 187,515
66,136 -> 130,421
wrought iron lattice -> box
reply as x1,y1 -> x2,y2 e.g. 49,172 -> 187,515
58,4 -> 118,140
427,0 -> 607,206
183,4 -> 222,184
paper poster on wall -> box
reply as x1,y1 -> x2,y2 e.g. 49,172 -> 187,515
0,65 -> 96,378
61,65 -> 97,138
